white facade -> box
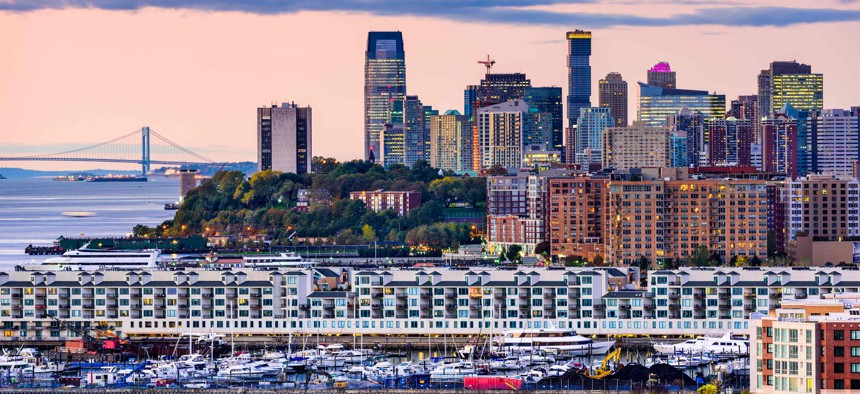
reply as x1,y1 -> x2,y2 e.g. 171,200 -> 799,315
813,109 -> 859,176
478,100 -> 527,169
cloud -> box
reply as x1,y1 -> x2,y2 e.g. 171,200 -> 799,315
1,1 -> 860,28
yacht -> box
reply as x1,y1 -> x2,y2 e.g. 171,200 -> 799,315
42,243 -> 159,268
495,328 -> 615,356
652,333 -> 750,355
242,253 -> 316,269
429,362 -> 479,383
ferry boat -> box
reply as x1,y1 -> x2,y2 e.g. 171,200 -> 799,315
652,332 -> 750,355
495,328 -> 615,356
42,243 -> 160,268
242,253 -> 316,269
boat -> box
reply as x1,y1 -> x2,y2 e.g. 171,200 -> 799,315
62,211 -> 96,218
42,243 -> 160,268
242,253 -> 316,269
495,328 -> 615,356
216,364 -> 265,379
164,203 -> 181,210
429,362 -> 478,383
652,333 -> 750,355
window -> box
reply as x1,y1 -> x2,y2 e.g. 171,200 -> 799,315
851,347 -> 860,357
835,330 -> 845,340
852,330 -> 860,340
835,380 -> 844,389
835,363 -> 844,373
835,347 -> 845,357
851,364 -> 860,373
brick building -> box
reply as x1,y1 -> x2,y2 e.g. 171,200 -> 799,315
349,190 -> 421,216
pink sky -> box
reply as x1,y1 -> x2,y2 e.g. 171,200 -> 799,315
0,2 -> 859,170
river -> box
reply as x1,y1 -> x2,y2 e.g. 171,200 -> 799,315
0,177 -> 178,268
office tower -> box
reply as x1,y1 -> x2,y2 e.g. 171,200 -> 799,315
466,73 -> 531,170
667,109 -> 707,167
567,30 -> 592,129
256,103 -> 312,174
429,110 -> 470,172
787,174 -> 860,242
638,83 -> 726,128
575,107 -> 614,170
364,31 -> 406,160
477,100 -> 527,169
761,113 -> 799,178
706,118 -> 754,167
757,61 -> 822,119
669,132 -> 688,168
810,109 -> 860,176
524,87 -> 564,160
380,123 -> 405,168
646,61 -> 676,89
523,109 -> 553,149
602,124 -> 670,171
598,72 -> 628,127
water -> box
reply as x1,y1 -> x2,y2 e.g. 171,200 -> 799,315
0,177 -> 179,268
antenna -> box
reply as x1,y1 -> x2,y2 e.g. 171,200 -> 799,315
478,55 -> 495,76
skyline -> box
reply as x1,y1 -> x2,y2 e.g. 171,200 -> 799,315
1,1 -> 859,170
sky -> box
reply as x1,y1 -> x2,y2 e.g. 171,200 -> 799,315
0,0 -> 859,171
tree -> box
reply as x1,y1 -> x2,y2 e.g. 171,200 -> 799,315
691,245 -> 710,267
534,241 -> 551,260
385,229 -> 400,243
591,255 -> 605,267
637,255 -> 650,271
361,224 -> 377,243
498,246 -> 507,263
485,165 -> 508,176
709,251 -> 724,267
697,384 -> 717,394
506,245 -> 523,264
750,255 -> 763,267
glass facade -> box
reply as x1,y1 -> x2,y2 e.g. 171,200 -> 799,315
771,74 -> 823,116
575,107 -> 614,168
567,30 -> 592,129
364,32 -> 406,160
638,83 -> 726,128
524,87 -> 563,160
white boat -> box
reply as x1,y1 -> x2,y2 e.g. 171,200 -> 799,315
43,243 -> 159,268
518,353 -> 555,366
216,364 -> 265,379
429,362 -> 478,383
652,333 -> 750,355
242,253 -> 316,268
496,328 -> 615,356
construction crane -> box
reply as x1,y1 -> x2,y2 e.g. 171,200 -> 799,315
478,55 -> 495,76
584,347 -> 622,379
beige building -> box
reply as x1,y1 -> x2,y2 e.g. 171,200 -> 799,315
787,175 -> 860,242
602,124 -> 670,171
429,110 -> 470,172
478,100 -> 527,169
787,236 -> 857,266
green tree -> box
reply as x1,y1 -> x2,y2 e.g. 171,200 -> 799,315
534,241 -> 551,259
498,246 -> 507,263
361,224 -> 377,243
637,255 -> 650,271
506,245 -> 523,264
591,255 -> 605,266
691,245 -> 710,267
697,384 -> 717,394
485,165 -> 508,176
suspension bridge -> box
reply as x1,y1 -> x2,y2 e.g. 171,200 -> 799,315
0,127 -> 218,175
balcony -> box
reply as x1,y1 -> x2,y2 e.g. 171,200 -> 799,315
694,304 -> 704,310
644,305 -> 654,311
718,304 -> 731,310
669,293 -> 680,299
694,294 -> 704,299
619,305 -> 631,310
669,304 -> 679,310
718,293 -> 730,299
299,304 -> 309,310
396,293 -> 408,299
743,292 -> 756,299
446,304 -> 456,310
593,304 -> 605,310
544,291 -> 555,298
250,293 -> 262,298
495,292 -> 505,298
744,305 -> 755,311
770,293 -> 782,299
470,305 -> 481,310
445,293 -> 457,298
420,292 -> 431,298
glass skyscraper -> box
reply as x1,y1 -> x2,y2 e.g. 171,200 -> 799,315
638,83 -> 726,128
575,107 -> 614,169
567,30 -> 592,129
364,31 -> 406,161
524,87 -> 563,158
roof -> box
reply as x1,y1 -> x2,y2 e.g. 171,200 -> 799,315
315,268 -> 339,278
307,291 -> 353,298
577,271 -> 601,276
532,280 -> 567,287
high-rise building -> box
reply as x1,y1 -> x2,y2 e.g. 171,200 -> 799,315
364,31 -> 406,160
429,110 -> 470,172
706,118 -> 754,167
256,103 -> 312,174
729,95 -> 758,121
809,109 -> 860,176
667,109 -> 707,167
757,61 -> 822,119
638,83 -> 726,128
523,109 -> 553,148
598,72 -> 628,127
602,124 -> 670,171
547,177 -> 607,261
466,73 -> 531,170
401,95 -> 428,167
761,113 -> 798,178
574,107 -> 614,169
786,174 -> 860,242
524,87 -> 564,160
380,123 -> 405,168
477,100 -> 528,169
669,131 -> 688,168
646,61 -> 676,89
566,30 -> 592,129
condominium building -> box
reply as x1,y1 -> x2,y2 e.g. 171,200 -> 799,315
429,110 -> 470,172
638,83 -> 725,128
257,103 -> 312,174
785,174 -> 860,242
6,267 -> 860,340
751,296 -> 860,393
602,124 -> 670,171
605,179 -> 768,266
706,118 -> 754,167
524,87 -> 564,161
761,114 -> 798,178
478,100 -> 528,169
667,109 -> 707,167
379,123 -> 405,167
486,173 -> 558,255
465,73 -> 531,170
349,190 -> 421,216
547,177 -> 607,261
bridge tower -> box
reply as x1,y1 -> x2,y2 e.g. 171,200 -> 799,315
141,126 -> 151,175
